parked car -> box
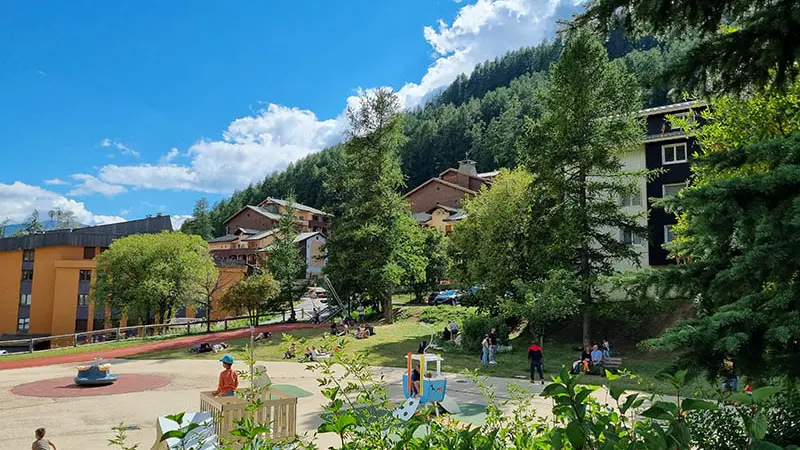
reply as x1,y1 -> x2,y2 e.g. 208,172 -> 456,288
426,292 -> 439,305
433,289 -> 462,306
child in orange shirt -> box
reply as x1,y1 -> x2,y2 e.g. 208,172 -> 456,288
214,354 -> 239,397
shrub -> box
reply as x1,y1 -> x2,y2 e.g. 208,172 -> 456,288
419,305 -> 475,325
461,313 -> 510,350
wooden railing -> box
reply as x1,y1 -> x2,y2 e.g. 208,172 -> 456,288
0,314 -> 272,354
199,389 -> 297,441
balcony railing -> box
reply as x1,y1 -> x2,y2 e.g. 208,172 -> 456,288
199,389 -> 297,441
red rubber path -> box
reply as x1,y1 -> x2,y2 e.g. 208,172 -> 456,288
0,322 -> 326,371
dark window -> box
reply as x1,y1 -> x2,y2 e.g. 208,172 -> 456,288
22,249 -> 34,261
79,270 -> 92,282
18,317 -> 30,332
78,293 -> 90,306
99,247 -> 109,254
20,294 -> 32,306
312,215 -> 319,221
83,247 -> 96,259
21,269 -> 34,281
75,319 -> 88,333
93,318 -> 105,331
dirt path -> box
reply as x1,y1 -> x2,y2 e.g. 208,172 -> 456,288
0,322 -> 325,371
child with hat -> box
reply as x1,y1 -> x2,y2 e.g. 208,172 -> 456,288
214,354 -> 239,397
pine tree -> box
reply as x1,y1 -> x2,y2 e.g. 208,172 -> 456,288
181,198 -> 213,239
524,28 -> 647,345
633,82 -> 800,379
324,89 -> 425,323
265,196 -> 305,322
578,0 -> 800,93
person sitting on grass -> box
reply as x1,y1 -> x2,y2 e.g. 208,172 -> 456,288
254,332 -> 272,341
283,343 -> 297,359
213,354 -> 239,397
302,346 -> 313,361
32,427 -> 56,450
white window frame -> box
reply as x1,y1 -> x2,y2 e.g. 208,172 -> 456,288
620,229 -> 644,246
662,182 -> 688,198
18,317 -> 30,332
662,142 -> 688,165
20,294 -> 31,306
78,294 -> 89,307
664,225 -> 676,245
620,186 -> 643,207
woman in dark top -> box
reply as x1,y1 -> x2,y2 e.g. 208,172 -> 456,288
581,345 -> 592,374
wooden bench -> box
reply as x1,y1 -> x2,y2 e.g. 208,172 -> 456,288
589,357 -> 623,375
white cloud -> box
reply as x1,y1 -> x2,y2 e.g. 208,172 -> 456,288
0,181 -> 126,225
101,138 -> 140,157
80,0 -> 578,195
67,174 -> 128,197
159,147 -> 180,164
44,178 -> 69,186
170,214 -> 193,230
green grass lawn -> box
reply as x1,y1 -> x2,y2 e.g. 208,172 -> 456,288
0,334 -> 180,362
125,309 -> 714,396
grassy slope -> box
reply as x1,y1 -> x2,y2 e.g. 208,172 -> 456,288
126,306 -> 714,396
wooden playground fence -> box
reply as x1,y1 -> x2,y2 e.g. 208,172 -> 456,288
199,389 -> 297,441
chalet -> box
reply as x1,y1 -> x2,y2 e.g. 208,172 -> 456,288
404,159 -> 494,234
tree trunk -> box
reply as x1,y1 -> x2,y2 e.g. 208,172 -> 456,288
382,292 -> 394,324
205,300 -> 212,333
289,295 -> 296,322
578,166 -> 592,347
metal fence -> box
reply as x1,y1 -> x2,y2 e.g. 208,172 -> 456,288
0,314 -> 268,354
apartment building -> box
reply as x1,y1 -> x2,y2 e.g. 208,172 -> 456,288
0,216 -> 173,341
617,100 -> 706,270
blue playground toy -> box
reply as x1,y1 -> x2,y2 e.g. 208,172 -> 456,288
402,353 -> 446,404
74,358 -> 119,386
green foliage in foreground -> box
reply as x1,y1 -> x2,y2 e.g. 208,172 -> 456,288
115,340 -> 798,450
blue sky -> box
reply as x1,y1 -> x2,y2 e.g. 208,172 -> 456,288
0,0 -> 582,228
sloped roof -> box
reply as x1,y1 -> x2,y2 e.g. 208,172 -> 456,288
260,197 -> 330,216
444,210 -> 468,221
428,204 -> 460,214
208,234 -> 239,243
477,170 -> 500,179
403,177 -> 477,199
437,167 -> 491,183
639,100 -> 707,117
294,231 -> 324,243
223,205 -> 281,224
243,229 -> 279,241
412,212 -> 432,223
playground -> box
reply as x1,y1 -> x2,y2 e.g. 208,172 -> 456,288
0,357 -> 563,450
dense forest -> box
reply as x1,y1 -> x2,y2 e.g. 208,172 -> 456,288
197,31 -> 689,237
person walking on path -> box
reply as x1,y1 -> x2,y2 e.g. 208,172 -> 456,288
357,304 -> 365,322
32,428 -> 56,450
481,334 -> 490,366
528,342 -> 544,384
488,328 -> 498,364
213,354 -> 239,397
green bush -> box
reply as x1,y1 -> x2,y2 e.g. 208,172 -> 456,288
461,313 -> 510,350
419,305 -> 475,325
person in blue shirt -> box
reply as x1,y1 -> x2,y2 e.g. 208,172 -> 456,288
590,344 -> 605,373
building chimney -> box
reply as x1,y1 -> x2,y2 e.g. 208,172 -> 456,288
457,159 -> 478,177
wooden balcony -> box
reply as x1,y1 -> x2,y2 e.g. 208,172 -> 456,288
199,389 -> 297,442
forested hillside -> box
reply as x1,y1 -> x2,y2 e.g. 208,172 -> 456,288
199,32 -> 689,237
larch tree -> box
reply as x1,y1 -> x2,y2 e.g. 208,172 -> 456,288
265,196 -> 306,322
324,89 -> 425,323
525,28 -> 647,345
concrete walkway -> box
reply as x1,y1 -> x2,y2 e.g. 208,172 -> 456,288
1,359 -> 569,450
0,322 -> 327,371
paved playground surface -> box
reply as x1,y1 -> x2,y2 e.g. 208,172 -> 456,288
0,358 -> 569,450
